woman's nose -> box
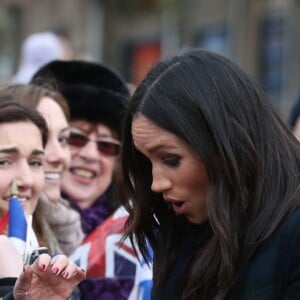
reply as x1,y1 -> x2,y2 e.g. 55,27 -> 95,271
77,139 -> 100,161
16,162 -> 34,188
151,168 -> 172,193
46,139 -> 69,164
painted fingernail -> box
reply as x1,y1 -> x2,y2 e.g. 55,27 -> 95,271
52,267 -> 59,274
62,271 -> 69,278
40,264 -> 46,271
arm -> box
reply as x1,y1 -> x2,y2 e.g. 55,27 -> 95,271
0,234 -> 85,300
0,235 -> 21,298
0,235 -> 23,278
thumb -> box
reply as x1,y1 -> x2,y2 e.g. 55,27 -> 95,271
13,265 -> 32,300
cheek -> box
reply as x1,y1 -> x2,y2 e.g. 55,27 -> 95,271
34,172 -> 45,194
181,164 -> 209,195
62,148 -> 71,169
101,158 -> 116,177
29,174 -> 44,213
70,147 -> 79,157
0,171 -> 16,214
0,199 -> 8,216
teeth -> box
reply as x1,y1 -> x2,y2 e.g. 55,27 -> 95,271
45,173 -> 60,180
18,198 -> 28,203
73,169 -> 93,179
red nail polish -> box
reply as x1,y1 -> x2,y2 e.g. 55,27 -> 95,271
52,267 -> 58,274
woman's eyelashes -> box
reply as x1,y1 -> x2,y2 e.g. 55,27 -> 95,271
58,135 -> 70,147
163,155 -> 181,167
0,158 -> 43,168
0,159 -> 10,167
29,159 -> 43,168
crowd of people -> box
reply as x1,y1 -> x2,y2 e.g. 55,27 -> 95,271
0,31 -> 299,300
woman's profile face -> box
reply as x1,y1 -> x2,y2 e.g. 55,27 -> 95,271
36,96 -> 70,201
132,114 -> 209,224
0,121 -> 44,216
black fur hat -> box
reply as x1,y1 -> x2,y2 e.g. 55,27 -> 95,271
31,60 -> 130,137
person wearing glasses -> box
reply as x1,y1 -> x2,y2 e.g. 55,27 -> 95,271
31,61 -> 135,299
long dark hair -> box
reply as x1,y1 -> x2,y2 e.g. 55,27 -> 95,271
121,50 -> 300,299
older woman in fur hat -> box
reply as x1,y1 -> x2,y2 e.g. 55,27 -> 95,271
31,61 -> 136,299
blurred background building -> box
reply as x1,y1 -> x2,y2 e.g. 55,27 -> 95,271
0,0 -> 299,119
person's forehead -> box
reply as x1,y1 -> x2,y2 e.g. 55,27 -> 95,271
0,122 -> 44,155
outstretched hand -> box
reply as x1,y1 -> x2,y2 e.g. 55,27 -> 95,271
13,253 -> 85,300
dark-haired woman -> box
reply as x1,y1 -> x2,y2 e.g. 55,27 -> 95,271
121,49 -> 300,299
0,83 -> 84,256
0,102 -> 85,299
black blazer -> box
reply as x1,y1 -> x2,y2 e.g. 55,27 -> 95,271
227,208 -> 300,299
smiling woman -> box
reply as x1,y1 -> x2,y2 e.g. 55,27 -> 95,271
0,122 -> 44,215
0,102 -> 85,300
0,84 -> 84,257
31,60 -> 136,300
0,101 -> 47,224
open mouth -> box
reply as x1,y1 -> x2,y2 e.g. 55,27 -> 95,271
18,197 -> 28,204
171,201 -> 187,215
173,201 -> 184,208
70,168 -> 96,179
45,172 -> 60,180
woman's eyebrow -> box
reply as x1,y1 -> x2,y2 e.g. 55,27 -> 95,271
0,148 -> 44,156
147,144 -> 177,154
60,126 -> 71,133
0,147 -> 19,154
31,149 -> 45,156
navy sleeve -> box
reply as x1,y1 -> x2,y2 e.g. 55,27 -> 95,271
284,212 -> 300,299
0,277 -> 16,299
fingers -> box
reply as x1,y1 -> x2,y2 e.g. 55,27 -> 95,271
50,254 -> 77,279
31,253 -> 85,280
13,254 -> 86,300
13,265 -> 33,300
73,267 -> 86,282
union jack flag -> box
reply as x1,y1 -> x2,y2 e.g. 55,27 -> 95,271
8,195 -> 38,256
70,206 -> 137,279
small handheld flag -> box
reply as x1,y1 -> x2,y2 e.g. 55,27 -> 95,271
8,180 -> 27,255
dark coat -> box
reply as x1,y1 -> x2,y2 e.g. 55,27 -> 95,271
153,208 -> 300,300
227,208 -> 300,299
